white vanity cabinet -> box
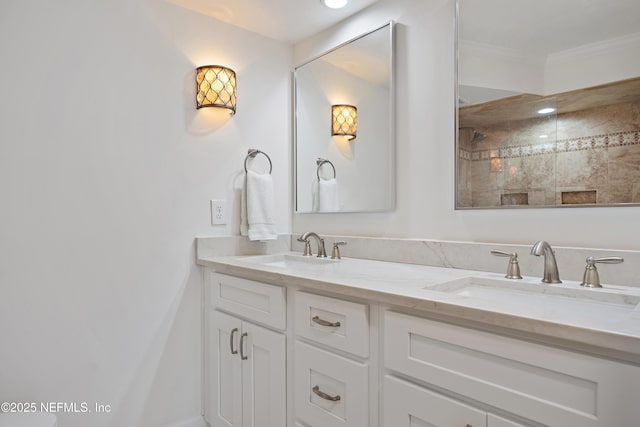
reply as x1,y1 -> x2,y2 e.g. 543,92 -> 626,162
201,265 -> 640,427
383,310 -> 640,427
204,273 -> 286,427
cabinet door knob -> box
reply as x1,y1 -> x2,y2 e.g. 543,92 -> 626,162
229,328 -> 238,355
312,385 -> 341,402
240,332 -> 248,360
311,316 -> 341,328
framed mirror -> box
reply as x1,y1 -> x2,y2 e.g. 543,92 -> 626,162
456,0 -> 640,209
294,22 -> 395,213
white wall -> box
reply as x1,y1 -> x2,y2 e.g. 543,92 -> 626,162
544,32 -> 640,94
0,1 -> 291,426
458,40 -> 545,95
459,31 -> 640,96
292,0 -> 640,251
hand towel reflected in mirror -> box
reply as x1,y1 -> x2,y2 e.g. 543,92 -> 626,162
317,178 -> 339,212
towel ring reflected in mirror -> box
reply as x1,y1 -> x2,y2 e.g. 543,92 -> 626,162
316,158 -> 336,181
244,148 -> 273,174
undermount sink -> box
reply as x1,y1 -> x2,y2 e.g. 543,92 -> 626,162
243,253 -> 340,269
425,277 -> 640,317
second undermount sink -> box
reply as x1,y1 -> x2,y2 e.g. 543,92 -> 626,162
243,253 -> 340,269
425,276 -> 640,317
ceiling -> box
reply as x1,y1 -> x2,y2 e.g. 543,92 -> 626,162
459,77 -> 640,128
165,0 -> 640,51
459,0 -> 640,106
166,0 -> 381,44
459,0 -> 640,56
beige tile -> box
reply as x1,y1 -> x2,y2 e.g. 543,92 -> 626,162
556,149 -> 608,187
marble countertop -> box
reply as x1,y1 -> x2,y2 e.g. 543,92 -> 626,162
197,252 -> 640,364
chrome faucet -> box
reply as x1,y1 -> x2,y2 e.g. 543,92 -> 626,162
530,240 -> 562,283
297,232 -> 327,258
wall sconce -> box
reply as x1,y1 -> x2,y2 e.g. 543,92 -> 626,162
196,65 -> 236,114
331,104 -> 357,140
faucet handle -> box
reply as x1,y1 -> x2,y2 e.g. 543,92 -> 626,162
331,241 -> 346,259
491,250 -> 523,279
581,256 -> 624,288
297,237 -> 313,256
302,241 -> 312,256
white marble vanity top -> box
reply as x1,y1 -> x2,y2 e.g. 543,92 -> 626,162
197,251 -> 640,363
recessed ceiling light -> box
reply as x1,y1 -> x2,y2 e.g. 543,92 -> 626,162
537,107 -> 556,115
322,0 -> 348,9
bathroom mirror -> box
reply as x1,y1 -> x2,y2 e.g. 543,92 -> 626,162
294,22 -> 394,213
456,0 -> 640,209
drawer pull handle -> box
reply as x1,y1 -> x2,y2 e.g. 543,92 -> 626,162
312,385 -> 341,402
229,328 -> 238,355
312,316 -> 341,328
240,332 -> 248,360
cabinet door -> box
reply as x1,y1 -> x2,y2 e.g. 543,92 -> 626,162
383,376 -> 487,427
241,321 -> 287,427
207,311 -> 243,427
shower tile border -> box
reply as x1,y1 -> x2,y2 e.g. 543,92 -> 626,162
459,129 -> 640,161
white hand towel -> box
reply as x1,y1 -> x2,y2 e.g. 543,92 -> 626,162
241,170 -> 277,241
318,178 -> 339,212
240,174 -> 249,236
311,180 -> 319,212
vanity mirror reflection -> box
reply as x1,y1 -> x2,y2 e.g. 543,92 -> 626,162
456,0 -> 640,209
294,22 -> 394,213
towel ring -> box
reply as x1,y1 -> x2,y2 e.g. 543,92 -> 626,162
316,158 -> 336,181
244,149 -> 272,174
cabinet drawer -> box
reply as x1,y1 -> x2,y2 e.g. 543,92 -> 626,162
294,291 -> 369,358
383,375 -> 486,427
294,341 -> 368,427
208,272 -> 286,330
488,414 -> 528,427
384,310 -> 640,427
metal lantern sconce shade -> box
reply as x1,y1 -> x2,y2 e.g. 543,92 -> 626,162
196,65 -> 236,114
331,104 -> 357,140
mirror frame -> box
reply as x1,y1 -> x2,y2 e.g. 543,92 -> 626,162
293,21 -> 396,214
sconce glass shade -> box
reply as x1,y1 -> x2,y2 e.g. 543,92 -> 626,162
196,65 -> 236,114
331,104 -> 357,140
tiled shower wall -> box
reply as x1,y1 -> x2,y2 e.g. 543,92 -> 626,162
458,98 -> 640,207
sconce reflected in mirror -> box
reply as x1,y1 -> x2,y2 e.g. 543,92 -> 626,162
196,65 -> 236,114
331,104 -> 357,140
